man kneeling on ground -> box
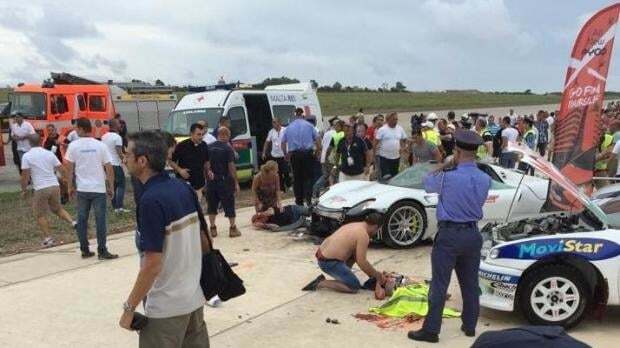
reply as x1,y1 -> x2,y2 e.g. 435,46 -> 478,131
302,213 -> 385,293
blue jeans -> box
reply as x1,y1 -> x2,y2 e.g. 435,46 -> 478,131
499,152 -> 516,169
112,166 -> 126,209
312,163 -> 332,198
76,191 -> 108,252
318,259 -> 361,291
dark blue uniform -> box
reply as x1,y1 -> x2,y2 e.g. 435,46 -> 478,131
410,129 -> 491,342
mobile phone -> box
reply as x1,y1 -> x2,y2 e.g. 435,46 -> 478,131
130,312 -> 149,331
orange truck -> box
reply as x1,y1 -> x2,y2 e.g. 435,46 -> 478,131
0,74 -> 177,161
10,82 -> 114,142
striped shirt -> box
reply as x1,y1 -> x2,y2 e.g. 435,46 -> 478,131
138,173 -> 205,318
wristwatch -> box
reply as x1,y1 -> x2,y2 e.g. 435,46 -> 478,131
123,301 -> 136,313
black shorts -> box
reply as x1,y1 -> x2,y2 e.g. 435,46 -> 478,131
206,179 -> 235,217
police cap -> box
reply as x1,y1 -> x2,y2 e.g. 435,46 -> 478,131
454,129 -> 483,151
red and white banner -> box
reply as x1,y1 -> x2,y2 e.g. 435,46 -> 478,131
548,3 -> 620,211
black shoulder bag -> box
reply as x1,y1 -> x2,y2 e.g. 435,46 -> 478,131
195,199 -> 246,302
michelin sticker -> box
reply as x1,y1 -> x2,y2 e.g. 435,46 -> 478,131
497,238 -> 620,261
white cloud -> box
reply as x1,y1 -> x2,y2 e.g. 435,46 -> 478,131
0,0 -> 617,92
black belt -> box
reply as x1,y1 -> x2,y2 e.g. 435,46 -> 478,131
291,149 -> 313,154
438,221 -> 477,228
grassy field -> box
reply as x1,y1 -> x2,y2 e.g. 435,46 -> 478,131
0,190 -> 137,256
317,92 -> 561,116
0,87 -> 565,116
0,184 -> 291,256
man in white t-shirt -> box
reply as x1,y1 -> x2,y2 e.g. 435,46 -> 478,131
102,119 -> 130,214
197,120 -> 217,145
65,117 -> 117,260
10,113 -> 36,164
374,112 -> 407,179
262,117 -> 290,191
507,109 -> 517,126
21,134 -> 75,248
499,116 -> 519,169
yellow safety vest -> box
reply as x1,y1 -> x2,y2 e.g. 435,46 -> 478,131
596,133 -> 613,170
369,283 -> 460,318
422,129 -> 440,146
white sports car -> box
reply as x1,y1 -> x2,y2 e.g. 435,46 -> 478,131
314,161 -> 550,248
479,146 -> 620,328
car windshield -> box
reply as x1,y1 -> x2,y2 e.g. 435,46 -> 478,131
388,163 -> 435,189
10,93 -> 46,119
388,162 -> 513,190
163,108 -> 224,136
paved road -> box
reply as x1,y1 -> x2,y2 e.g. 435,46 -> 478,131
0,205 -> 617,347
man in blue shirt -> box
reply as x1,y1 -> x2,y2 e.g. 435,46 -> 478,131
281,108 -> 320,206
119,131 -> 210,347
409,129 -> 491,344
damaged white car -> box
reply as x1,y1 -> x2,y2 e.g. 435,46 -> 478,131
479,145 -> 620,328
314,161 -> 549,248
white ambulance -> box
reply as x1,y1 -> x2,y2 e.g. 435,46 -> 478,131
163,82 -> 323,182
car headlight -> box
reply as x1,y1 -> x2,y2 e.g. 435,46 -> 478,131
488,248 -> 500,259
481,240 -> 493,259
346,199 -> 377,217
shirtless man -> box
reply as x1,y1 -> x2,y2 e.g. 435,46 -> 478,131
302,213 -> 385,293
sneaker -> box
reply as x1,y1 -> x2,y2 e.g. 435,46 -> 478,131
210,226 -> 218,238
302,274 -> 325,291
229,225 -> 241,238
42,237 -> 55,248
118,208 -> 131,213
98,250 -> 119,260
81,250 -> 95,258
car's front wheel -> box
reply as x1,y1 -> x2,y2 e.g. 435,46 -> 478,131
519,264 -> 589,328
382,201 -> 426,248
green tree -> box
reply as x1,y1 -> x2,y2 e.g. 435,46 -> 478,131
332,81 -> 342,91
394,81 -> 407,92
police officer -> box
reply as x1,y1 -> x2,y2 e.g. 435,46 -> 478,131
408,129 -> 491,343
281,108 -> 321,206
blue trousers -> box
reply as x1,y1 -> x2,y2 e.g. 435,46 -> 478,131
423,222 -> 482,335
499,152 -> 516,169
111,166 -> 126,209
76,191 -> 108,253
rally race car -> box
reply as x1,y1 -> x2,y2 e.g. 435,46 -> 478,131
314,161 -> 549,248
479,146 -> 620,329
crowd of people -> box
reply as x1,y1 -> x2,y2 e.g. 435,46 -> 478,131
10,102 -> 620,346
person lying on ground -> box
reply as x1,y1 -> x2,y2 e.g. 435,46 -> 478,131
302,212 -> 385,293
251,205 -> 309,231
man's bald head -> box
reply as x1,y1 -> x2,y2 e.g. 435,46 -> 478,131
28,133 -> 41,147
217,127 -> 231,142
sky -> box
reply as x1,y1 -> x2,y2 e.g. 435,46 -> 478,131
0,0 -> 618,92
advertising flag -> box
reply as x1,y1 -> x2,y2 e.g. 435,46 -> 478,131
548,3 -> 620,211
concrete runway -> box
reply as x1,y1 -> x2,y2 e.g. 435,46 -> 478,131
0,204 -> 618,348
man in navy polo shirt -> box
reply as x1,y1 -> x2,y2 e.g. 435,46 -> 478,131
119,131 -> 209,347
